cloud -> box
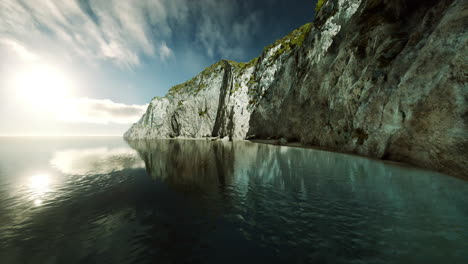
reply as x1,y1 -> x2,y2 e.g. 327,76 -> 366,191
0,0 -> 262,68
0,38 -> 39,61
193,0 -> 262,60
0,0 -> 167,68
58,98 -> 148,124
159,41 -> 173,61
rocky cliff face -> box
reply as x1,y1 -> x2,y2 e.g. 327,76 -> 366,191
124,59 -> 253,140
125,0 -> 467,178
124,23 -> 313,140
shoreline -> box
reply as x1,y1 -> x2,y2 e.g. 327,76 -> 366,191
249,139 -> 468,181
125,136 -> 467,181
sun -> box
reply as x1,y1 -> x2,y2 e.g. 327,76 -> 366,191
12,64 -> 72,110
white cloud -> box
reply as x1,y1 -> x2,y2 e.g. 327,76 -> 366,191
0,0 -> 261,68
159,41 -> 173,61
0,0 -> 171,68
0,38 -> 39,61
58,97 -> 148,124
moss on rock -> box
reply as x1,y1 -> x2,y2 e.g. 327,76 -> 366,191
264,23 -> 313,64
315,0 -> 328,14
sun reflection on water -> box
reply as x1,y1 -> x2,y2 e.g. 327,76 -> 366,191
28,174 -> 51,206
34,199 -> 43,206
29,174 -> 50,193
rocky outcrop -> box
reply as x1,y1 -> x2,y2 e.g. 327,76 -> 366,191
125,0 -> 467,178
124,59 -> 255,140
124,23 -> 312,141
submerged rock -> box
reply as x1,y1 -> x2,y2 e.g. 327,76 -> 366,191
125,0 -> 467,178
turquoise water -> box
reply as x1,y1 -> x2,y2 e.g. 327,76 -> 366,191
0,137 -> 467,263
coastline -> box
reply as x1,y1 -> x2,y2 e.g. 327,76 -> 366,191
125,136 -> 468,181
249,139 -> 468,181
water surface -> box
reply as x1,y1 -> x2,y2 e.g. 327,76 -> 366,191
0,137 -> 467,263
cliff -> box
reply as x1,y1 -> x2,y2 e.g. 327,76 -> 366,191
125,0 -> 468,178
124,23 -> 313,141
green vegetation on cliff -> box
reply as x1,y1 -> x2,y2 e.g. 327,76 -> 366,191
228,57 -> 259,72
264,23 -> 312,63
315,0 -> 328,13
168,61 -> 225,96
167,22 -> 312,96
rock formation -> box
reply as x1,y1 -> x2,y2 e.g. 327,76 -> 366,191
125,0 -> 467,178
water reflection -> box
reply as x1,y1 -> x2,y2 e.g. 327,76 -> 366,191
28,173 -> 51,207
0,137 -> 466,264
128,139 -> 234,191
33,199 -> 42,206
29,174 -> 50,193
50,147 -> 144,175
0,141 -> 147,248
126,139 -> 468,263
126,139 -> 468,213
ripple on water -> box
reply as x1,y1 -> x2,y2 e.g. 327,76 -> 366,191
0,138 -> 467,264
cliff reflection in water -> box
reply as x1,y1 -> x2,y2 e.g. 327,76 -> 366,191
126,139 -> 467,221
0,137 -> 466,263
127,139 -> 235,195
125,139 -> 468,262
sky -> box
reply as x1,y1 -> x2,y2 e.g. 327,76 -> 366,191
0,0 -> 317,136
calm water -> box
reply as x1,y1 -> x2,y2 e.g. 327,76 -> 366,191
0,137 -> 467,264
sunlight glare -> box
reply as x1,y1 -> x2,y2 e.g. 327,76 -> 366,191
29,174 -> 50,194
34,199 -> 43,207
13,65 -> 72,111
